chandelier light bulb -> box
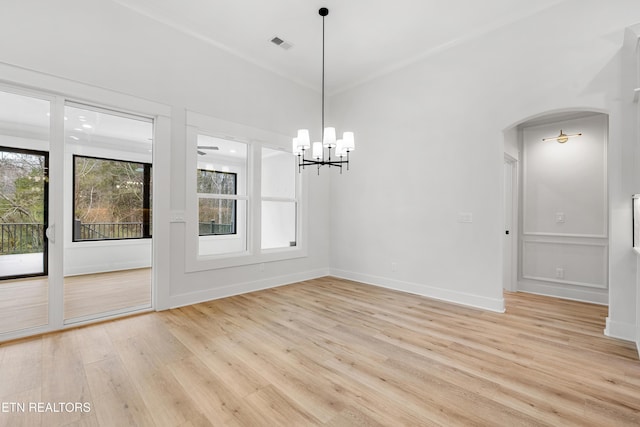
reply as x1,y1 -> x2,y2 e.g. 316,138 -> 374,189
292,137 -> 302,155
335,139 -> 346,158
323,127 -> 337,148
342,132 -> 355,152
312,142 -> 323,160
297,129 -> 311,149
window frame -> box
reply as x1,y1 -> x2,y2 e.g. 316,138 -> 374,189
183,112 -> 307,272
72,154 -> 152,242
197,168 -> 238,236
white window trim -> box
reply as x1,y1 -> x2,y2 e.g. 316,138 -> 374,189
184,111 -> 307,272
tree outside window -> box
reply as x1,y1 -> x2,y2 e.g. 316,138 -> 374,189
73,156 -> 152,241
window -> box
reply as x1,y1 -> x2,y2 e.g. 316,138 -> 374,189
185,111 -> 304,270
196,135 -> 248,256
261,147 -> 297,249
197,169 -> 237,235
73,155 -> 152,241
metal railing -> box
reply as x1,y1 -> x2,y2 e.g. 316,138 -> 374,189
199,221 -> 234,235
0,223 -> 44,255
74,220 -> 144,240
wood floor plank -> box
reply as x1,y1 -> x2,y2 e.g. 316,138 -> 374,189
40,332 -> 94,426
1,277 -> 639,426
84,356 -> 155,427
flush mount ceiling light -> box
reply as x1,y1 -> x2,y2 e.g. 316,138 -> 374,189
542,129 -> 582,143
292,7 -> 355,174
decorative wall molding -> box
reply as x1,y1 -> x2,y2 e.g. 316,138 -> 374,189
518,279 -> 608,305
522,232 -> 607,239
522,240 -> 608,289
521,115 -> 608,238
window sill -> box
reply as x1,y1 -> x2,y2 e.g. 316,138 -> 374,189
187,246 -> 307,272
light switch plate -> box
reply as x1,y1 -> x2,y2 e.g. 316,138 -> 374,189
458,212 -> 473,223
170,211 -> 186,223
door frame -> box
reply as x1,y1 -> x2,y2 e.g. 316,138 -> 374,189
0,146 -> 49,280
503,153 -> 518,292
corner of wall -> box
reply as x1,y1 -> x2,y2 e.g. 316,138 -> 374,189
604,316 -> 637,342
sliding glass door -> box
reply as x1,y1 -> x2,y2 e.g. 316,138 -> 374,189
63,103 -> 153,323
0,87 -> 155,339
0,90 -> 51,335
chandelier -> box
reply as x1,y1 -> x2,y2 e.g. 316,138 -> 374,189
292,7 -> 355,173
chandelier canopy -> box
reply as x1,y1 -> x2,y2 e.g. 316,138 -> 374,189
292,7 -> 355,173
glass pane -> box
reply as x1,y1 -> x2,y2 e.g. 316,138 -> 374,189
198,198 -> 237,235
65,105 -> 152,149
0,90 -> 50,335
262,201 -> 296,250
197,169 -> 236,195
0,150 -> 47,276
199,199 -> 247,256
262,147 -> 295,199
73,156 -> 151,241
64,104 -> 152,323
197,135 -> 247,196
0,91 -> 50,152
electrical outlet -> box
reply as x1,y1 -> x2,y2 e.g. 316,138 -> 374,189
555,212 -> 565,223
555,267 -> 564,279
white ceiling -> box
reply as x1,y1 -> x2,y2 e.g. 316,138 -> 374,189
110,0 -> 565,94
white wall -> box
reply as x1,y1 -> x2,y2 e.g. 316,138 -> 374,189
519,115 -> 608,303
623,24 -> 640,352
0,0 -> 330,309
329,0 -> 640,330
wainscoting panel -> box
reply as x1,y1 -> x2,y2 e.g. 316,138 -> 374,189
522,240 -> 607,289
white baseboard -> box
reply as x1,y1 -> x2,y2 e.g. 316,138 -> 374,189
604,317 -> 637,342
166,268 -> 330,309
330,268 -> 505,313
518,280 -> 608,305
64,262 -> 151,277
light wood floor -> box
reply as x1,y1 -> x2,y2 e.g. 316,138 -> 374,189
64,268 -> 151,320
0,268 -> 151,334
0,277 -> 638,426
0,277 -> 48,334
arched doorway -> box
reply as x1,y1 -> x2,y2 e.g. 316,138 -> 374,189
503,111 -> 609,305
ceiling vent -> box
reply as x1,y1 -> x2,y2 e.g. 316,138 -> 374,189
270,36 -> 293,50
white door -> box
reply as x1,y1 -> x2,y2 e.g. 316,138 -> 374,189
503,158 -> 515,291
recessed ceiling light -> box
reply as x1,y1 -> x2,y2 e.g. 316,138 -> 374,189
69,136 -> 79,141
64,116 -> 68,121
79,116 -> 86,121
74,128 -> 82,131
82,124 -> 92,129
230,149 -> 236,153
